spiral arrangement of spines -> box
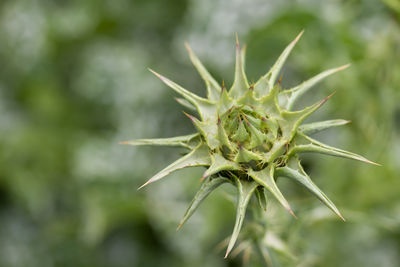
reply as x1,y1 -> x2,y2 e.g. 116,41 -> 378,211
121,31 -> 378,258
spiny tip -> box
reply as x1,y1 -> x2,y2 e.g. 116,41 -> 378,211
277,75 -> 283,85
320,91 -> 336,105
294,30 -> 305,42
137,181 -> 149,190
148,68 -> 158,75
119,141 -> 129,145
338,212 -> 346,222
184,41 -> 191,52
176,223 -> 183,231
235,33 -> 239,48
224,249 -> 230,259
148,68 -> 166,81
182,111 -> 195,121
338,63 -> 351,71
365,159 -> 382,166
288,208 -> 297,219
201,168 -> 210,179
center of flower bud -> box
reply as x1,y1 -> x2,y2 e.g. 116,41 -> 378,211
219,106 -> 284,170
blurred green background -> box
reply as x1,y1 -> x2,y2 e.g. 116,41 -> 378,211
0,0 -> 399,266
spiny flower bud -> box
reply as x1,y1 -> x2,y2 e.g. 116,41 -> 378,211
121,31 -> 379,258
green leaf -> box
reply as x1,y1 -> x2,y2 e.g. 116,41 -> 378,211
299,119 -> 350,135
284,64 -> 350,110
229,35 -> 249,99
202,153 -> 241,178
138,144 -> 211,189
177,176 -> 229,229
225,177 -> 258,258
248,166 -> 295,217
254,31 -> 303,97
120,133 -> 199,149
276,157 -> 344,220
149,69 -> 217,121
185,43 -> 221,101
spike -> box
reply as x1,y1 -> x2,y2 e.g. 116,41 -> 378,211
285,64 -> 350,110
290,133 -> 381,166
138,144 -> 210,190
225,178 -> 258,258
120,133 -> 199,149
299,119 -> 351,135
276,157 -> 345,220
185,42 -> 221,101
177,176 -> 228,230
254,30 -> 304,96
149,69 -> 217,121
268,30 -> 304,88
229,35 -> 249,99
280,92 -> 335,140
248,166 -> 296,217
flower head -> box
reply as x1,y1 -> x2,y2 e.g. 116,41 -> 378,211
121,31 -> 378,257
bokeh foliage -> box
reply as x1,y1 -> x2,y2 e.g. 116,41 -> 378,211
0,0 -> 399,266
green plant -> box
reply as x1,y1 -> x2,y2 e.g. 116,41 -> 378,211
122,32 -> 378,263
